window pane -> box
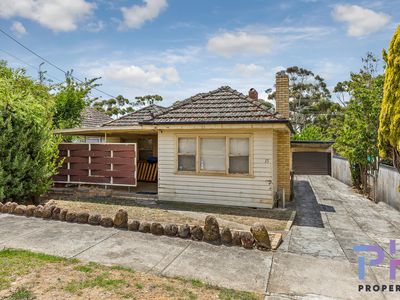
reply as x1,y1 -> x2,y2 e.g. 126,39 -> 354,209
178,155 -> 196,171
179,138 -> 196,154
230,138 -> 249,156
229,157 -> 249,174
200,138 -> 225,171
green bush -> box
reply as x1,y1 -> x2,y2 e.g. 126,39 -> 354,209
0,62 -> 60,204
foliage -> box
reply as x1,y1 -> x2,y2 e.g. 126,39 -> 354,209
91,94 -> 163,118
292,124 -> 331,141
53,71 -> 100,129
0,61 -> 61,203
267,66 -> 332,131
378,25 -> 400,172
334,53 -> 384,191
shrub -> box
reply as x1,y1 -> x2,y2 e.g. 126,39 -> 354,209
0,62 -> 60,204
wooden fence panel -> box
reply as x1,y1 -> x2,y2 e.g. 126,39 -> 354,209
53,143 -> 137,187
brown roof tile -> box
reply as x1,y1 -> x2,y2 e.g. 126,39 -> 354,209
142,86 -> 286,124
80,107 -> 113,128
103,104 -> 166,127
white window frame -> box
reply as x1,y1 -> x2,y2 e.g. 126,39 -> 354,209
175,134 -> 253,177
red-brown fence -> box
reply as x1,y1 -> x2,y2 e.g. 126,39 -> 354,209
53,143 -> 137,187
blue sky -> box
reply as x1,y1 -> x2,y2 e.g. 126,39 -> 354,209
0,0 -> 399,106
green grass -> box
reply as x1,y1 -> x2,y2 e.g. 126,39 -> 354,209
110,265 -> 135,273
218,288 -> 259,300
0,249 -> 70,290
65,272 -> 126,293
135,282 -> 143,289
190,279 -> 204,288
8,287 -> 34,300
73,265 -> 93,273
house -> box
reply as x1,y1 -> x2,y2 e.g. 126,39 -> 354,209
56,73 -> 292,208
80,107 -> 112,143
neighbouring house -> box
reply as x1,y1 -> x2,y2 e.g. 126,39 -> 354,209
55,74 -> 292,208
80,107 -> 113,143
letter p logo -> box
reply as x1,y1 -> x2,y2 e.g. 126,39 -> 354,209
353,245 -> 385,280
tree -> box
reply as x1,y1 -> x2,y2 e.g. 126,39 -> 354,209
91,94 -> 163,118
53,71 -> 100,129
267,66 -> 332,131
334,54 -> 383,192
378,25 -> 400,172
292,124 -> 331,141
0,61 -> 60,203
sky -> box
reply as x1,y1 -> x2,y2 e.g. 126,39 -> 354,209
0,0 -> 399,106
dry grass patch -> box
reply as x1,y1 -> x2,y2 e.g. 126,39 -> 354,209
0,249 -> 262,300
51,199 -> 291,231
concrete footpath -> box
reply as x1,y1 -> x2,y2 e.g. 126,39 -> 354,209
2,175 -> 400,299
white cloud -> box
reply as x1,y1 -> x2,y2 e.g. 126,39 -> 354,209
234,64 -> 265,77
207,31 -> 274,57
85,20 -> 105,33
11,21 -> 27,36
332,4 -> 390,37
90,63 -> 180,87
0,0 -> 95,32
121,0 -> 167,29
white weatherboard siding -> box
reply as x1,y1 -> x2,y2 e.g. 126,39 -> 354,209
158,130 -> 274,208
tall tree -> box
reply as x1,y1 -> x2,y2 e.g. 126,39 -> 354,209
378,25 -> 400,172
53,71 -> 100,129
0,61 -> 60,203
334,53 -> 383,192
267,66 -> 332,131
91,94 -> 163,118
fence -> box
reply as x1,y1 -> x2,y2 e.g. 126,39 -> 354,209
332,156 -> 400,210
53,143 -> 137,187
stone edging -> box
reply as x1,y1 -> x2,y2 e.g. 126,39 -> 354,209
0,201 -> 278,251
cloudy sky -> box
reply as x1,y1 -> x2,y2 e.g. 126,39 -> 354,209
0,0 -> 398,105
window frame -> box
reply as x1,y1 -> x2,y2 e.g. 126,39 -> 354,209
175,134 -> 253,177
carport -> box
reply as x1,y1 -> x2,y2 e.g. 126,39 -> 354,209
291,141 -> 333,175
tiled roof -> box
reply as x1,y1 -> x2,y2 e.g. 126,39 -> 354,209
80,107 -> 113,128
103,104 -> 167,127
142,86 -> 286,124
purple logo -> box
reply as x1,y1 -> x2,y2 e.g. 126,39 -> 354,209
353,240 -> 400,280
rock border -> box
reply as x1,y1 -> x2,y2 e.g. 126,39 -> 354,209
0,201 -> 280,251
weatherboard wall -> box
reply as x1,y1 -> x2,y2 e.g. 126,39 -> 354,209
157,128 -> 275,208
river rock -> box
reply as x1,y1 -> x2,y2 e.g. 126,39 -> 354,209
203,215 -> 220,243
250,223 -> 271,250
52,207 -> 61,220
59,209 -> 68,221
76,212 -> 89,224
65,212 -> 77,223
164,224 -> 178,236
190,226 -> 203,241
150,222 -> 164,235
113,209 -> 128,229
128,220 -> 140,231
178,224 -> 191,238
33,205 -> 44,218
88,214 -> 101,225
100,217 -> 114,227
240,232 -> 254,249
232,231 -> 242,246
221,227 -> 233,244
14,205 -> 27,215
25,205 -> 36,217
139,222 -> 151,233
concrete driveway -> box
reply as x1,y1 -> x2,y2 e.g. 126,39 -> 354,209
1,175 -> 400,299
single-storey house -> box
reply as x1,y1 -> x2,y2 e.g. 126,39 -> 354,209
56,73 -> 292,208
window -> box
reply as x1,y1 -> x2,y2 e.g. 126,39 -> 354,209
178,138 -> 196,171
177,136 -> 251,175
200,138 -> 226,172
229,138 -> 249,174
138,138 -> 153,161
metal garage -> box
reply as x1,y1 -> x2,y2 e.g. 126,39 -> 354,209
291,141 -> 333,175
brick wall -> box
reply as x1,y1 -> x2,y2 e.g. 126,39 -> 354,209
275,73 -> 289,119
276,130 -> 291,200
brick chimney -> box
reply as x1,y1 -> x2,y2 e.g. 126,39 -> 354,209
275,72 -> 289,118
248,88 -> 258,100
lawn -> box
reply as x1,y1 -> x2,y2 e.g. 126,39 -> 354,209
50,199 -> 293,232
0,249 -> 262,300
